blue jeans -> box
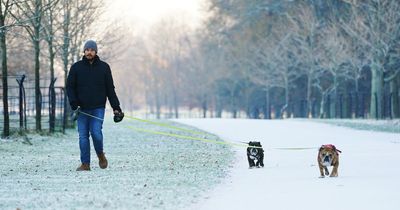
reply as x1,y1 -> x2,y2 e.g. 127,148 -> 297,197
77,108 -> 105,164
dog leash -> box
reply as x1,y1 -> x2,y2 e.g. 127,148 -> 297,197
273,147 -> 318,150
123,115 -> 209,136
76,110 -> 315,150
77,110 -> 210,136
124,126 -> 258,148
76,110 -> 261,148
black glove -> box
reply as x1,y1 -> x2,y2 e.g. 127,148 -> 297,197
70,101 -> 79,111
113,110 -> 124,123
71,107 -> 80,121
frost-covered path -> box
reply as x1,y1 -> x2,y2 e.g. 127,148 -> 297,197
176,119 -> 400,210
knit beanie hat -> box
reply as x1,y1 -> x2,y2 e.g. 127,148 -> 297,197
83,40 -> 97,52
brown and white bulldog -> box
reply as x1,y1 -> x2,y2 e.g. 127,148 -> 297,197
318,144 -> 341,178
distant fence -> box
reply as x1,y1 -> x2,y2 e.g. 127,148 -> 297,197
1,75 -> 65,134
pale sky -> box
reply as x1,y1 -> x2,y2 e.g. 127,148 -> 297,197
104,0 -> 206,30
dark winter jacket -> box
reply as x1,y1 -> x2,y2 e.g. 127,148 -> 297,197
66,55 -> 121,111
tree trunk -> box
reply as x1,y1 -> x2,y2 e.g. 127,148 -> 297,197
390,73 -> 400,118
354,76 -> 360,118
319,94 -> 326,119
216,95 -> 222,118
202,95 -> 207,118
306,72 -> 312,117
330,76 -> 338,118
34,0 -> 43,131
230,91 -> 237,118
62,0 -> 71,132
370,62 -> 384,119
34,38 -> 42,131
284,78 -> 290,118
173,90 -> 179,118
0,17 -> 9,137
155,87 -> 161,119
265,88 -> 271,119
49,45 -> 56,132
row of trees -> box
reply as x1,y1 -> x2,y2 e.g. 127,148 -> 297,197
1,0 -> 105,137
2,0 -> 399,137
119,0 -> 399,120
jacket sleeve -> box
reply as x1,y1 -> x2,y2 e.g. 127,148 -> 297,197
66,65 -> 79,109
105,65 -> 121,112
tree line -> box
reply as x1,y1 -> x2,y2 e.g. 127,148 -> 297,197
121,0 -> 399,120
2,0 -> 399,137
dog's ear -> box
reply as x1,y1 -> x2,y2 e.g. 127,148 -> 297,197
331,145 -> 336,151
332,145 -> 342,153
319,145 -> 324,152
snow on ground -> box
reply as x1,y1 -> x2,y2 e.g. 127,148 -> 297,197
1,118 -> 399,210
175,119 -> 400,210
0,117 -> 233,210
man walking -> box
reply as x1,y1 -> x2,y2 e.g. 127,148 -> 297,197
67,40 -> 124,171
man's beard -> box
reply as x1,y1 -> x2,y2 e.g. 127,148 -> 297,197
85,54 -> 94,61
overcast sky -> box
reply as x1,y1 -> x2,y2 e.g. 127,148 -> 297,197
102,0 -> 206,30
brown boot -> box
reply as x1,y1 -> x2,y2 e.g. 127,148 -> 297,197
97,152 -> 108,169
76,163 -> 90,171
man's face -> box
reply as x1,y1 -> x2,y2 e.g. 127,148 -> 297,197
84,49 -> 96,60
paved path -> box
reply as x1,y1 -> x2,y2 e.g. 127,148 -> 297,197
176,119 -> 400,210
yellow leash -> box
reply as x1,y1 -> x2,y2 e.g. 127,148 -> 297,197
124,115 -> 208,136
78,110 -> 251,147
78,110 -> 315,150
273,147 -> 318,150
125,125 -> 255,148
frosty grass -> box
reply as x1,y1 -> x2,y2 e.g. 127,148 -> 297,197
0,118 -> 234,210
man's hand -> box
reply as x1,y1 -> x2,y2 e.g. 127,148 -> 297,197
71,107 -> 80,121
70,101 -> 79,111
113,110 -> 124,123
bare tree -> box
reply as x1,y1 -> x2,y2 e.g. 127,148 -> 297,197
316,24 -> 351,118
286,3 -> 325,117
42,0 -> 60,132
1,0 -> 17,137
143,18 -> 193,118
10,0 -> 53,131
339,0 -> 400,118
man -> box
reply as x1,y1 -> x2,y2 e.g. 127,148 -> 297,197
67,40 -> 124,171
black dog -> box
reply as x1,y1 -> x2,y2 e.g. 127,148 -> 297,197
247,141 -> 264,168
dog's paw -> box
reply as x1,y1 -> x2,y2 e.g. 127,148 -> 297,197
249,166 -> 255,169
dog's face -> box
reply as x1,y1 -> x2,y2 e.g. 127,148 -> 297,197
249,148 -> 260,159
247,141 -> 264,168
248,141 -> 262,159
319,147 -> 335,166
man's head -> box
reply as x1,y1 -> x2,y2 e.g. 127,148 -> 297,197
83,40 -> 97,61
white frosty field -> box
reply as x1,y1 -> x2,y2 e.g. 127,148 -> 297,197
0,118 -> 233,210
1,118 -> 399,210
